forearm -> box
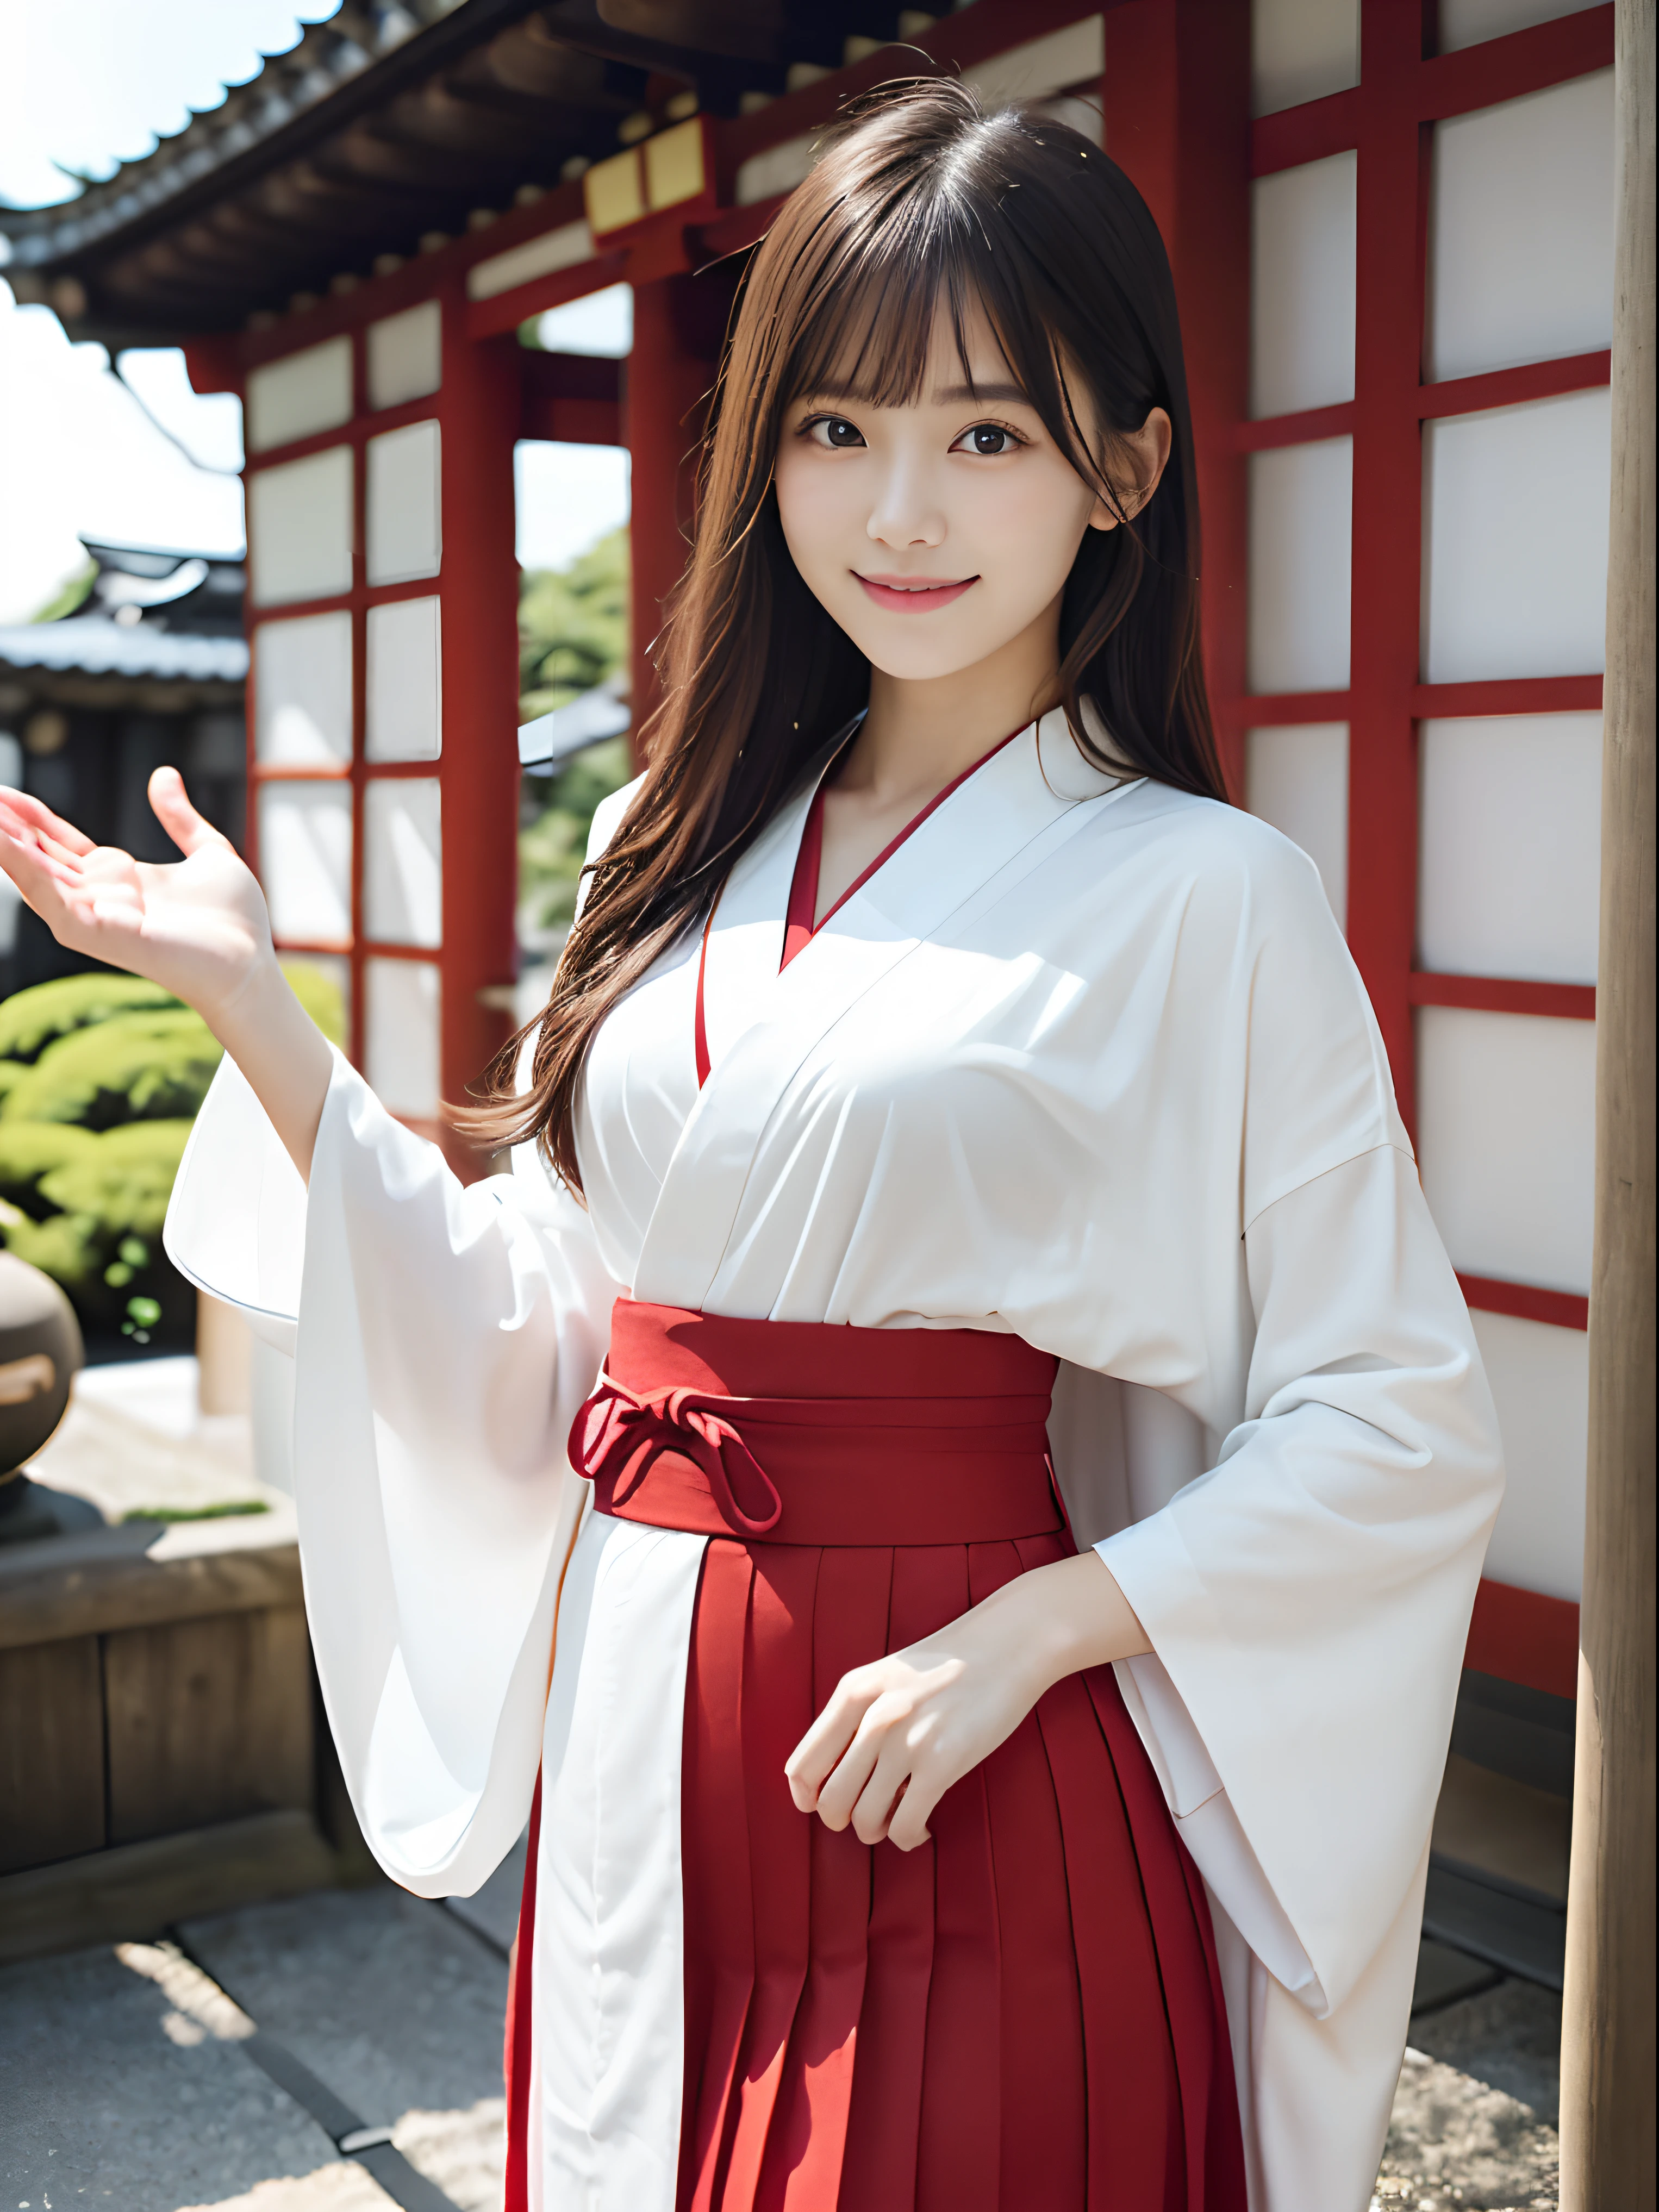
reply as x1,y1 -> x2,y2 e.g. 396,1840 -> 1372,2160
204,954 -> 334,1183
993,1547 -> 1152,1699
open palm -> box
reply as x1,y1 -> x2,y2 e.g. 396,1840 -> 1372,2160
0,767 -> 273,1023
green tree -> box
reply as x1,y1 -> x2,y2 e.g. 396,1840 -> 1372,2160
517,529 -> 635,938
518,528 -> 628,722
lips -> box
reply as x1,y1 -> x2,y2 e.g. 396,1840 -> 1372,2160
853,572 -> 978,613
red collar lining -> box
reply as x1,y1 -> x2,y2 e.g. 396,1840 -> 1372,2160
695,721 -> 1027,1089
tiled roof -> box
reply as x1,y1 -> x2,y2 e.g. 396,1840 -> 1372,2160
0,617 -> 248,685
0,1 -> 933,345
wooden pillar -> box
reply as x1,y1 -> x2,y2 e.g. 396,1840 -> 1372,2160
1560,1 -> 1657,2201
436,298 -> 521,1105
625,275 -> 718,756
1102,0 -> 1251,798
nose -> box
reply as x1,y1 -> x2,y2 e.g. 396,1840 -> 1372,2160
865,449 -> 945,551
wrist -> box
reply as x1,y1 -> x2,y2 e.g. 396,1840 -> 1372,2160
1016,1548 -> 1152,1697
205,948 -> 295,1049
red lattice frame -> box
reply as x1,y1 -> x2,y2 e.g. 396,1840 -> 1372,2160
1228,3 -> 1613,1144
1211,4 -> 1617,1692
227,278 -> 520,1159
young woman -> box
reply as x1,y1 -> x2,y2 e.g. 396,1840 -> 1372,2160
0,82 -> 1501,2212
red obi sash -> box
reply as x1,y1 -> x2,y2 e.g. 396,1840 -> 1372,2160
567,1298 -> 1063,1548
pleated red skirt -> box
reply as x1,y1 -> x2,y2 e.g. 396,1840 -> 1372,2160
504,1302 -> 1246,2211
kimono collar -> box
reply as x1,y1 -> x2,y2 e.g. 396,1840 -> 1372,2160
636,710 -> 1139,1309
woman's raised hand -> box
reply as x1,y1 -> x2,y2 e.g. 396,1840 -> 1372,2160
0,766 -> 273,1026
0,765 -> 333,1179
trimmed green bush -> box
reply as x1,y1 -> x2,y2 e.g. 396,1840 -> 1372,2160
0,974 -> 182,1063
0,957 -> 340,1337
1,1211 -> 108,1296
0,1121 -> 98,1221
38,1119 -> 194,1240
0,1121 -> 196,1331
1,1009 -> 223,1129
0,978 -> 215,1337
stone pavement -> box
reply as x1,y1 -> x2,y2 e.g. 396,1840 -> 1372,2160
0,1840 -> 525,2212
1,1859 -> 1561,2212
1376,1971 -> 1563,2211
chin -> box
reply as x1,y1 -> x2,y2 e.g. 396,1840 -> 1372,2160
844,623 -> 1005,684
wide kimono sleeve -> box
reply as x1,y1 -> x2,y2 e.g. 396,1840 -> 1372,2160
1084,824 -> 1506,2203
165,1051 -> 622,1896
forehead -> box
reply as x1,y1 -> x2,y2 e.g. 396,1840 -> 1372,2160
788,278 -> 1031,412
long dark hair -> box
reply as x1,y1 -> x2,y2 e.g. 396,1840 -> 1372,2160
469,77 -> 1225,1185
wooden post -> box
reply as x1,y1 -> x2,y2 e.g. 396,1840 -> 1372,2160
1559,2 -> 1656,2202
436,297 -> 522,1106
625,275 -> 716,757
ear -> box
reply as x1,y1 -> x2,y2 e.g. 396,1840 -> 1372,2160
1086,406 -> 1175,533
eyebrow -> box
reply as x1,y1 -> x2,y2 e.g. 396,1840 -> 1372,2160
802,378 -> 1034,409
930,380 -> 1032,405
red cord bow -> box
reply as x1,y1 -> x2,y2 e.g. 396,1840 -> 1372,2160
567,1374 -> 784,1536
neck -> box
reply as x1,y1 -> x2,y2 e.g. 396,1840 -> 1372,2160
841,599 -> 1063,804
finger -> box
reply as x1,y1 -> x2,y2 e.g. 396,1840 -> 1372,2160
0,822 -> 82,908
885,1771 -> 941,1853
812,1720 -> 886,1832
0,802 -> 83,876
785,1678 -> 877,1809
0,785 -> 96,857
148,764 -> 225,859
851,1751 -> 915,1848
0,832 -> 116,954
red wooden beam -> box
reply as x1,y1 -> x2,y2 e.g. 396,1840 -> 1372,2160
519,349 -> 622,447
241,390 -> 447,475
1104,0 -> 1252,801
1227,676 -> 1604,727
1234,402 -> 1356,451
1220,688 -> 1352,727
1238,355 -> 1608,451
1417,349 -> 1611,421
465,251 -> 631,345
1464,1576 -> 1581,1700
433,295 -> 521,1109
1410,972 -> 1597,1019
1418,4 -> 1613,123
1251,88 -> 1364,176
1343,5 -> 1426,1130
1412,674 -> 1604,718
625,272 -> 725,753
1460,1273 -> 1591,1331
693,199 -> 782,264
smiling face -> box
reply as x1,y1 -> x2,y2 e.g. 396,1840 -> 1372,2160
772,304 -> 1119,689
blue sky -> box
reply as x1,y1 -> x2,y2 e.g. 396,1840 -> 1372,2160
0,1 -> 628,621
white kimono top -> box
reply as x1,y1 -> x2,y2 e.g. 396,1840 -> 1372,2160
165,709 -> 1503,2212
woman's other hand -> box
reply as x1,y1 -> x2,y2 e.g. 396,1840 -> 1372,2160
784,1548 -> 1150,1852
0,767 -> 272,1027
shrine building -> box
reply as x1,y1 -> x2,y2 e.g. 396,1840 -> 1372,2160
1,0 -> 1619,1989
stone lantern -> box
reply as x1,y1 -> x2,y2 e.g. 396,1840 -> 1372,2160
0,1251 -> 96,1543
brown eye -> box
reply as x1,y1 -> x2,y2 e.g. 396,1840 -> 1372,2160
956,423 -> 1017,456
814,416 -> 865,449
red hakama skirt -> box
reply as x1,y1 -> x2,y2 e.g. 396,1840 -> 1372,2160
506,1301 -> 1247,2210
